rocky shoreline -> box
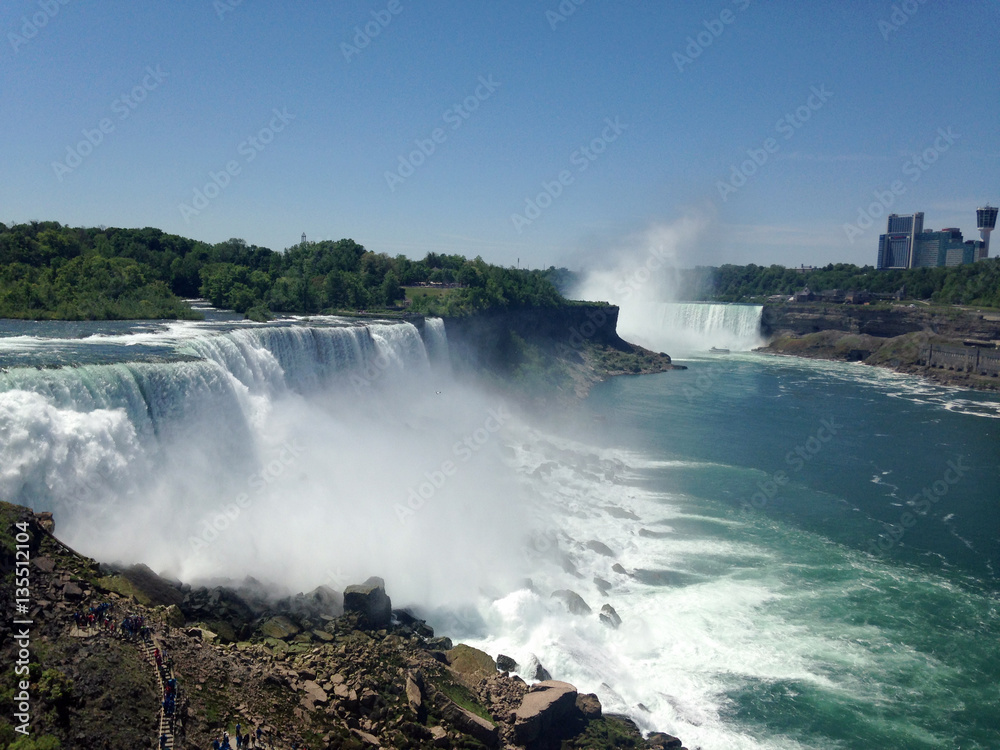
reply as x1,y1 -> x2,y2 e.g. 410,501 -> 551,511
0,504 -> 690,750
759,303 -> 1000,392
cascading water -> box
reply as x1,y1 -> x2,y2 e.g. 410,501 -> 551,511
616,301 -> 764,355
0,316 -> 533,599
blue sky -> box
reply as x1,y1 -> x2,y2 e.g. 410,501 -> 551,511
2,0 -> 998,270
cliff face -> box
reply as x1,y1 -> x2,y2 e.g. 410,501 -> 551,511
762,304 -> 1000,340
439,304 -> 676,402
442,304 -> 629,363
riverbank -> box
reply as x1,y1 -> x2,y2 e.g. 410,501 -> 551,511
759,303 -> 1000,391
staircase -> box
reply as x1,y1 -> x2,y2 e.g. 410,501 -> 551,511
137,635 -> 180,749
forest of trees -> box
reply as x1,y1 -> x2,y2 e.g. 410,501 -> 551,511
0,222 -> 564,320
545,261 -> 1000,308
701,261 -> 1000,306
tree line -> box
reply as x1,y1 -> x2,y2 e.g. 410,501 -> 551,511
544,261 -> 1000,308
0,222 -> 564,320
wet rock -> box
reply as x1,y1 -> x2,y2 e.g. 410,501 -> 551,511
599,604 -> 622,629
496,654 -> 518,672
343,576 -> 392,630
593,576 -> 612,595
551,589 -> 592,615
603,506 -> 640,520
638,528 -> 671,539
586,540 -> 615,557
612,563 -> 628,575
424,636 -> 453,651
576,692 -> 602,719
532,661 -> 552,682
646,731 -> 684,748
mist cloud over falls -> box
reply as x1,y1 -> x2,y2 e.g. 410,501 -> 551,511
0,321 -> 533,608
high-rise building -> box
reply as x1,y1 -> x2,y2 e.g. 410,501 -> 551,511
977,205 -> 997,260
877,212 -> 923,269
911,229 -> 976,268
877,209 -> 990,268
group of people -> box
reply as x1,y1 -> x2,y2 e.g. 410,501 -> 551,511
212,724 -> 264,749
70,601 -> 114,629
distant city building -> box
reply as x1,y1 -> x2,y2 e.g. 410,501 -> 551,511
877,208 -> 989,269
977,205 -> 997,260
911,229 -> 976,268
877,212 -> 922,269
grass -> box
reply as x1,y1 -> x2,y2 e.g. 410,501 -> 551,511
435,679 -> 494,723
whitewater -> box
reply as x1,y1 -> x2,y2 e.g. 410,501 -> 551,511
1,308 -> 998,749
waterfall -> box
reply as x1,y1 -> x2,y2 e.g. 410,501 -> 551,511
0,320 -> 441,558
616,302 -> 764,355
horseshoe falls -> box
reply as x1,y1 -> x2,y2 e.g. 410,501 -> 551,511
615,302 -> 765,355
2,314 -> 999,749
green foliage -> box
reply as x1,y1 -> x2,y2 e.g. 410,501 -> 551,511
692,259 -> 1000,306
0,222 -> 567,319
7,733 -> 62,750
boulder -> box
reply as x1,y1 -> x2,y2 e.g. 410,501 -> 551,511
62,582 -> 84,601
425,636 -> 453,651
163,604 -> 185,628
343,576 -> 392,630
514,680 -> 579,746
301,680 -> 328,707
429,725 -> 448,747
611,563 -> 627,575
259,615 -> 300,640
446,644 -> 496,685
599,604 -> 622,629
646,731 -> 684,749
585,540 -> 615,557
593,576 -> 612,595
496,654 -> 518,672
442,701 -> 498,747
576,693 -> 602,720
405,671 -> 424,720
551,589 -> 592,615
532,660 -> 552,682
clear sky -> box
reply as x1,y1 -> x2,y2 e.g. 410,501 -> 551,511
2,0 -> 998,271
